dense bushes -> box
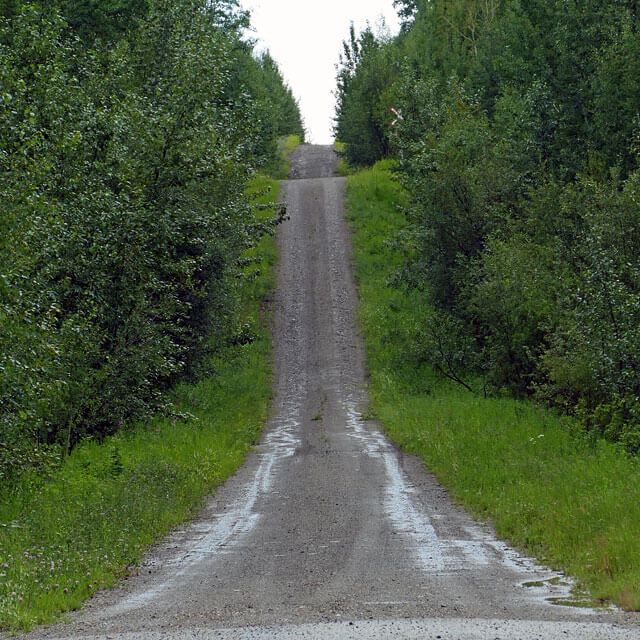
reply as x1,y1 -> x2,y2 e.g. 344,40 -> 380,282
335,0 -> 640,452
346,162 -> 640,611
334,24 -> 396,167
0,0 -> 303,481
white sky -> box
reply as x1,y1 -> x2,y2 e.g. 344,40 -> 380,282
242,1 -> 401,144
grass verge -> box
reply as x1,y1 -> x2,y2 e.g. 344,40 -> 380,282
333,141 -> 353,177
346,160 -> 640,611
265,134 -> 302,179
0,176 -> 281,632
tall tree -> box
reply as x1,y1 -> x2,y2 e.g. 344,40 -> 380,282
334,24 -> 396,166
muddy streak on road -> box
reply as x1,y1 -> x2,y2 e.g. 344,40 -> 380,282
24,145 -> 639,639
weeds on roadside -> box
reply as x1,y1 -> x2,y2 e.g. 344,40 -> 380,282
0,176 -> 280,631
265,134 -> 302,179
346,162 -> 640,611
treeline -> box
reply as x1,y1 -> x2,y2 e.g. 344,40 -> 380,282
0,0 -> 304,481
335,0 -> 640,452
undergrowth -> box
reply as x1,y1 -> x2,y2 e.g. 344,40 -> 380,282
346,161 -> 640,611
0,176 -> 280,632
333,140 -> 354,176
266,134 -> 302,179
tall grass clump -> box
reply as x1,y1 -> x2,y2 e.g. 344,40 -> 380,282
346,162 -> 640,611
0,176 -> 280,632
267,134 -> 303,179
333,141 -> 354,177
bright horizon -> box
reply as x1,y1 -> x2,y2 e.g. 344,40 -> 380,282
243,1 -> 401,144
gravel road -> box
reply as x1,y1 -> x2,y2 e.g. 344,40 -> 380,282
23,145 -> 640,639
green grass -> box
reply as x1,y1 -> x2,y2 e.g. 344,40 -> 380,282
265,134 -> 302,179
333,141 -> 354,176
346,161 -> 640,611
0,175 -> 281,632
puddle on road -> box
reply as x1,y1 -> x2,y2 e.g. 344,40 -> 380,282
342,396 -> 604,613
106,403 -> 302,615
523,578 -> 612,610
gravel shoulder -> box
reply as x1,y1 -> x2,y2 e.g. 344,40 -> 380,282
21,145 -> 640,639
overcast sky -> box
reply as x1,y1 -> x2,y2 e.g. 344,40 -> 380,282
242,1 -> 401,144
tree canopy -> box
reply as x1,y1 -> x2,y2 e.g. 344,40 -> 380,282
335,0 -> 640,453
0,0 -> 304,481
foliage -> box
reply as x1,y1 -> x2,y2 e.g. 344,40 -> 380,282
268,134 -> 302,180
347,161 -> 640,611
336,0 -> 640,452
334,23 -> 397,166
394,78 -> 495,309
0,0 -> 302,480
0,175 -> 279,631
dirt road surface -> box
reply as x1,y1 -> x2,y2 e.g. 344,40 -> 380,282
24,146 -> 640,639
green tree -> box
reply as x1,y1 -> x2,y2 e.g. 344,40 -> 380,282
334,0 -> 640,450
335,24 -> 397,166
0,0 -> 302,479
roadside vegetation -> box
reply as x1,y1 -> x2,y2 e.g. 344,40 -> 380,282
338,0 -> 640,608
270,134 -> 303,179
333,141 -> 353,177
0,0 -> 302,631
335,0 -> 640,452
0,175 -> 281,632
0,0 -> 304,485
347,162 -> 640,611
